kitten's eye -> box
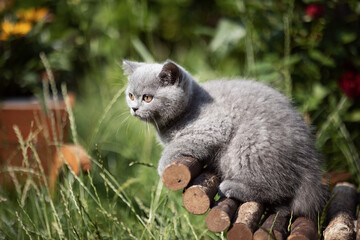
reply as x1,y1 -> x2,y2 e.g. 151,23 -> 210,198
129,93 -> 134,101
143,94 -> 153,103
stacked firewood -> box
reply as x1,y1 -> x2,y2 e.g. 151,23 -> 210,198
161,157 -> 360,240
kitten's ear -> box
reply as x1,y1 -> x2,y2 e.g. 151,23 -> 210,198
122,60 -> 143,75
158,61 -> 182,86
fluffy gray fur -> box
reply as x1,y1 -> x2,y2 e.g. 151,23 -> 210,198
123,59 -> 327,220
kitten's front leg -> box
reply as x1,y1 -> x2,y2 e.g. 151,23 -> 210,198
157,136 -> 217,176
157,147 -> 183,175
157,119 -> 232,175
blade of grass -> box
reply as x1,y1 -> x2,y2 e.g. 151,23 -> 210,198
268,212 -> 280,240
337,121 -> 360,178
61,83 -> 79,145
132,37 -> 155,63
16,211 -> 33,240
147,178 -> 163,226
283,0 -> 294,98
30,144 -> 64,239
18,200 -> 47,239
89,85 -> 127,151
183,213 -> 199,240
100,172 -> 155,239
40,52 -> 63,141
316,95 -> 348,147
241,3 -> 255,77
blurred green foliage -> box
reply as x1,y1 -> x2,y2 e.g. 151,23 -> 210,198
1,0 -> 360,239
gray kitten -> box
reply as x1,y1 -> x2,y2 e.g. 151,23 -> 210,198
123,59 -> 327,220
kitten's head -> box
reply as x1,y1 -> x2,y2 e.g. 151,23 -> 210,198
123,60 -> 193,128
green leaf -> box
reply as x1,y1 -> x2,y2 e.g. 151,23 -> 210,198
302,0 -> 322,3
313,83 -> 329,100
344,110 -> 360,122
309,50 -> 335,67
210,19 -> 246,55
248,61 -> 274,75
340,31 -> 357,44
132,37 -> 154,63
48,52 -> 71,71
282,54 -> 301,67
305,83 -> 330,111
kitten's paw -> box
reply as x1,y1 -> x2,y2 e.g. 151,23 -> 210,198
218,180 -> 242,200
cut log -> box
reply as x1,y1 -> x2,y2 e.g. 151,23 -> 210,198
323,182 -> 358,240
287,217 -> 318,240
253,214 -> 289,240
322,171 -> 351,185
227,202 -> 265,240
161,157 -> 203,191
324,214 -> 355,240
182,171 -> 220,215
205,197 -> 240,232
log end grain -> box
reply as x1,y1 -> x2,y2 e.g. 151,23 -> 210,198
205,207 -> 232,232
227,202 -> 265,240
183,186 -> 211,215
182,171 -> 220,215
235,202 -> 264,229
323,214 -> 355,240
253,228 -> 284,240
205,198 -> 239,232
227,223 -> 253,240
323,181 -> 358,240
288,217 -> 318,240
287,235 -> 312,240
161,157 -> 202,191
253,214 -> 288,240
161,163 -> 191,191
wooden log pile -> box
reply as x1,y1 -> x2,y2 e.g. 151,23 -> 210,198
161,157 -> 360,240
323,182 -> 358,240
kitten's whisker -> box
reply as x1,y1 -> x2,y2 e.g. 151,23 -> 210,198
144,122 -> 148,137
139,120 -> 145,136
126,116 -> 132,135
118,115 -> 131,128
116,115 -> 130,137
114,111 -> 131,120
146,119 -> 151,136
150,116 -> 160,133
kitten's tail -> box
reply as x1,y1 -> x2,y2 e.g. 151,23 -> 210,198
290,174 -> 329,220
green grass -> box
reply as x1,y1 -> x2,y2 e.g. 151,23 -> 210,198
0,151 -> 223,239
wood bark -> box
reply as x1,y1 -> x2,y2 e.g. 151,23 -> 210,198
182,171 -> 220,215
205,197 -> 240,232
227,202 -> 265,240
253,214 -> 289,240
322,171 -> 351,185
287,217 -> 318,240
161,157 -> 203,191
323,182 -> 358,240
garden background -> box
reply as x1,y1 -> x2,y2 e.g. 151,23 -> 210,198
0,0 -> 360,239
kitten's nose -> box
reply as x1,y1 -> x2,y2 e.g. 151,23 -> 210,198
132,107 -> 138,112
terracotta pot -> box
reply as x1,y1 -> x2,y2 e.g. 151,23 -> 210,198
0,94 -> 88,190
